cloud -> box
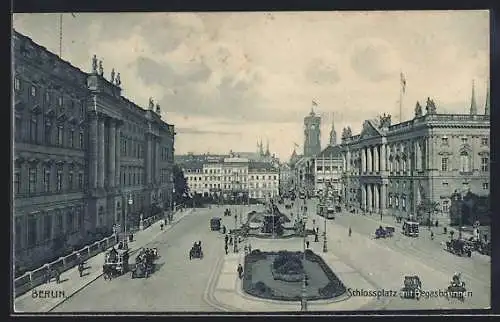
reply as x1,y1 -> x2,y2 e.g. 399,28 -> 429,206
13,11 -> 489,160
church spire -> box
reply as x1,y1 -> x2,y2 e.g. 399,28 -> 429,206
470,79 -> 477,115
259,139 -> 264,156
265,139 -> 270,156
485,81 -> 490,115
329,112 -> 337,146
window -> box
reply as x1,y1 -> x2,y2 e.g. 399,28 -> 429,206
442,182 -> 449,186
66,212 -> 74,233
441,157 -> 448,171
395,197 -> 399,207
78,172 -> 84,189
15,77 -> 20,91
481,138 -> 488,146
79,130 -> 84,148
68,171 -> 73,190
69,129 -> 74,148
481,157 -> 489,172
30,117 -> 37,143
441,137 -> 449,145
44,214 -> 52,240
58,96 -> 63,106
57,125 -> 64,146
460,151 -> 470,172
402,197 -> 406,210
43,168 -> 50,192
462,182 -> 469,190
461,137 -> 468,144
31,85 -> 37,97
45,123 -> 52,145
28,167 -> 37,194
56,169 -> 63,192
483,182 -> 489,190
14,171 -> 21,194
442,201 -> 450,213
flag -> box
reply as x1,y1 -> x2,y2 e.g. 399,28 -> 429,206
312,100 -> 318,106
400,72 -> 406,94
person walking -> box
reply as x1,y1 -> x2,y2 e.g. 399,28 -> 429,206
237,264 -> 244,279
306,240 -> 310,249
78,262 -> 84,277
225,243 -> 229,255
348,226 -> 352,237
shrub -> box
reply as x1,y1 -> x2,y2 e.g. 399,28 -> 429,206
319,280 -> 346,297
253,281 -> 273,296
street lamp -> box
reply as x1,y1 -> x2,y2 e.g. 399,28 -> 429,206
127,193 -> 133,244
323,184 -> 329,253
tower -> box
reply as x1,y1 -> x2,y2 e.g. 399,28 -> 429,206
470,80 -> 477,115
485,81 -> 490,115
304,107 -> 321,157
329,112 -> 337,146
265,139 -> 270,156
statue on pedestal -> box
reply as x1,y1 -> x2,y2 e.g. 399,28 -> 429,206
92,54 -> 98,74
379,113 -> 392,128
414,101 -> 423,118
149,97 -> 154,110
98,61 -> 104,76
425,97 -> 437,114
110,68 -> 115,83
115,73 -> 121,87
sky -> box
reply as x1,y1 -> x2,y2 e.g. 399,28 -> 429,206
13,11 -> 489,161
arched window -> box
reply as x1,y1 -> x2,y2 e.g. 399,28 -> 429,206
460,151 -> 471,172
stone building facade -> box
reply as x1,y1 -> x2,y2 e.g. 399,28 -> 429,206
13,31 -> 175,269
314,145 -> 344,195
340,95 -> 490,222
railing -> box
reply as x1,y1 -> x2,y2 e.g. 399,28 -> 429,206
14,234 -> 118,298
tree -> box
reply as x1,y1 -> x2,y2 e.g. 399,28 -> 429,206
416,199 -> 440,226
173,164 -> 189,205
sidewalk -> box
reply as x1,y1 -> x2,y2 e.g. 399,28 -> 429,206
14,209 -> 194,313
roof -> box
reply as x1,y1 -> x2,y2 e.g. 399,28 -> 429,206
316,145 -> 343,159
248,161 -> 278,172
181,161 -> 204,170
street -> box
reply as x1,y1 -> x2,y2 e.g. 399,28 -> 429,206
297,198 -> 491,310
53,207 -> 230,312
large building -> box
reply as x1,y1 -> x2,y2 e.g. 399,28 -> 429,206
314,145 -> 344,195
303,108 -> 321,157
179,153 -> 279,201
13,31 -> 175,270
340,90 -> 490,223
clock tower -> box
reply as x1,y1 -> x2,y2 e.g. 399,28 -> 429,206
304,108 -> 321,156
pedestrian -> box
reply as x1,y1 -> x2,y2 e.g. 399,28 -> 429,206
160,223 -> 164,230
306,240 -> 310,249
78,263 -> 84,277
225,244 -> 228,255
237,264 -> 244,279
229,236 -> 233,245
314,232 -> 319,242
349,226 -> 352,237
430,231 -> 434,240
55,269 -> 61,284
443,226 -> 447,235
435,220 -> 439,227
248,243 -> 252,253
225,235 -> 229,244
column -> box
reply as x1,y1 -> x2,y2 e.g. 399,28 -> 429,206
155,139 -> 160,184
146,134 -> 153,184
374,184 -> 380,213
346,150 -> 351,172
367,184 -> 373,211
97,115 -> 105,189
108,120 -> 116,188
374,146 -> 380,173
361,148 -> 366,173
367,147 -> 372,173
380,184 -> 387,214
380,144 -> 386,172
115,123 -> 121,187
89,113 -> 98,190
361,184 -> 367,210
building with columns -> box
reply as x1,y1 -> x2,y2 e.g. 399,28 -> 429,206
340,91 -> 490,222
13,30 -> 175,270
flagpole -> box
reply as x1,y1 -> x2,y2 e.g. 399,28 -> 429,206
59,13 -> 63,57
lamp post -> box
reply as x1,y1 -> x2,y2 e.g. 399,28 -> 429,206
323,184 -> 328,253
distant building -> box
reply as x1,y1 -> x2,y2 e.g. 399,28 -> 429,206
340,91 -> 490,222
177,147 -> 279,201
13,30 -> 175,269
303,108 -> 321,157
314,145 -> 343,195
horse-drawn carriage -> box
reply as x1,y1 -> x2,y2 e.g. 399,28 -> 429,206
103,248 -> 130,280
375,226 -> 394,239
131,248 -> 158,279
446,239 -> 472,257
447,273 -> 467,301
400,275 -> 422,300
189,241 -> 203,260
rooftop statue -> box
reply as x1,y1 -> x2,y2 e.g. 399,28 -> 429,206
425,97 -> 437,114
115,73 -> 121,87
92,54 -> 98,73
415,101 -> 423,118
110,68 -> 115,83
98,60 -> 104,76
149,97 -> 155,110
